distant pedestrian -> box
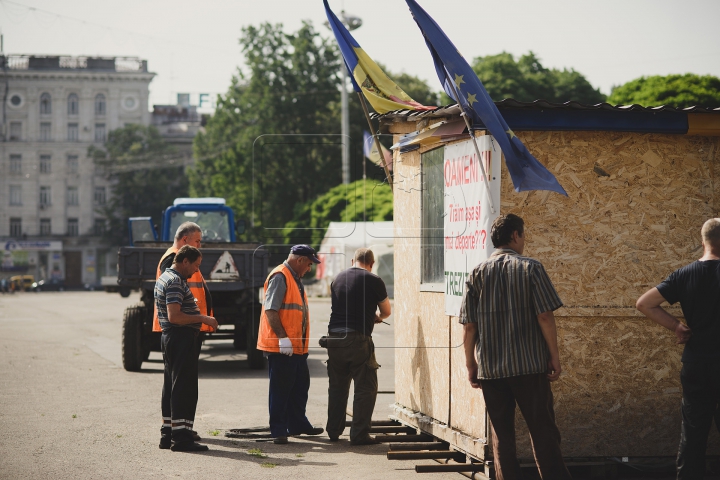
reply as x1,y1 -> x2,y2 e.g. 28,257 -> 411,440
325,248 -> 391,445
460,214 -> 571,480
256,245 -> 325,444
155,245 -> 218,452
636,218 -> 720,479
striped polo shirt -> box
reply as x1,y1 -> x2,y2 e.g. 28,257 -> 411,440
460,248 -> 563,380
155,268 -> 201,331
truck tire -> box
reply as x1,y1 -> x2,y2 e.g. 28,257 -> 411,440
122,306 -> 146,371
246,303 -> 265,370
119,288 -> 131,298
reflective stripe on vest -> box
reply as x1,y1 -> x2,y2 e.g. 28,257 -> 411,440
256,264 -> 309,355
152,245 -> 213,333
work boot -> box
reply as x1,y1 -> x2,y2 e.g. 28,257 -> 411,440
171,442 -> 209,452
192,430 -> 201,441
273,436 -> 288,445
350,435 -> 381,445
159,436 -> 172,449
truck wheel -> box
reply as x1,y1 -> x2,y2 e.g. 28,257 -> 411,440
246,303 -> 265,370
122,306 -> 145,371
119,288 -> 131,298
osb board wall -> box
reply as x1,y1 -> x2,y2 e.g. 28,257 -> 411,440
394,146 -> 451,423
449,319 -> 487,440
389,125 -> 720,458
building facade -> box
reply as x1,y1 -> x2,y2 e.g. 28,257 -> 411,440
0,55 -> 154,287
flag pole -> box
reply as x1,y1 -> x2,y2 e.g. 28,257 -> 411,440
447,77 -> 496,214
357,92 -> 393,192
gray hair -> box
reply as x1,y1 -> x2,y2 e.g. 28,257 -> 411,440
174,222 -> 201,241
701,218 -> 720,247
354,248 -> 374,265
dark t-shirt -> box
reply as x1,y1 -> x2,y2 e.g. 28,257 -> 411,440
328,267 -> 388,336
656,259 -> 720,361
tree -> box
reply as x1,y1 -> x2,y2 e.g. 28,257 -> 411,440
471,51 -> 606,104
607,74 -> 720,108
89,124 -> 188,245
283,179 -> 393,248
190,22 -> 343,242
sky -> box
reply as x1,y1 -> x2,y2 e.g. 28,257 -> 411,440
2,0 -> 719,112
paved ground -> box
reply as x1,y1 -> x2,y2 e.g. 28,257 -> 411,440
0,291 -> 458,480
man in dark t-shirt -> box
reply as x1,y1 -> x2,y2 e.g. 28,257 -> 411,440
637,218 -> 720,479
325,248 -> 391,445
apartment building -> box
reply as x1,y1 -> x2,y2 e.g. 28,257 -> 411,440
0,55 -> 155,287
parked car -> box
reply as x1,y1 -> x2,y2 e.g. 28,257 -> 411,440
10,275 -> 35,292
32,278 -> 65,292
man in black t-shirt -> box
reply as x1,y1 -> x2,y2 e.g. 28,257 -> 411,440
325,248 -> 391,445
637,218 -> 720,479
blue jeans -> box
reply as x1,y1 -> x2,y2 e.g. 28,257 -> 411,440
267,353 -> 314,437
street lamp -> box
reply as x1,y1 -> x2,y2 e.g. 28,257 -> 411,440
338,11 -> 361,184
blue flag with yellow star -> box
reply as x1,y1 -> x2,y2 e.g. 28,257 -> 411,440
405,0 -> 567,195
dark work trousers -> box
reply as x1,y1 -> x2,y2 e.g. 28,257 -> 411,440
325,332 -> 380,442
677,360 -> 720,480
267,353 -> 314,438
480,373 -> 571,480
160,327 -> 200,444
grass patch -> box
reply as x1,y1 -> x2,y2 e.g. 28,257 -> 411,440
260,462 -> 277,468
295,453 -> 304,458
208,430 -> 220,436
248,448 -> 267,458
116,435 -> 122,438
72,414 -> 77,419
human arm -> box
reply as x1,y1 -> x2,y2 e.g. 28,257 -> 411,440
463,322 -> 481,389
374,297 -> 391,323
167,303 -> 218,329
537,310 -> 561,381
265,309 -> 288,338
636,287 -> 692,344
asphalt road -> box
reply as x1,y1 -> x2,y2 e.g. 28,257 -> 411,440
0,291 -> 457,480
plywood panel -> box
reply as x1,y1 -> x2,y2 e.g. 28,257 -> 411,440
449,319 -> 487,441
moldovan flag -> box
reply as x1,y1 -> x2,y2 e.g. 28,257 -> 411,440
363,131 -> 393,172
324,0 -> 435,114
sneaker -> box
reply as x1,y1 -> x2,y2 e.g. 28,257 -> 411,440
273,436 -> 288,445
350,435 -> 381,445
171,442 -> 209,452
159,437 -> 172,449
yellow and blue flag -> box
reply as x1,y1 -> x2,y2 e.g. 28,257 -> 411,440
324,0 -> 434,114
405,0 -> 567,195
363,131 -> 393,171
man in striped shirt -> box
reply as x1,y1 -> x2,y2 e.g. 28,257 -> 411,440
156,245 -> 218,452
460,214 -> 570,480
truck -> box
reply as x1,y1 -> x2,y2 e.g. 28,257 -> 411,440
116,197 -> 269,371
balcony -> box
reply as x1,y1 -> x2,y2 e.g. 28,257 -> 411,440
0,55 -> 148,73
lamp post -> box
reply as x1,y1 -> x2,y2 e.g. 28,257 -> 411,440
337,11 -> 361,184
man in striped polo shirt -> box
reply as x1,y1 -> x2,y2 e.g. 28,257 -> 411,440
460,214 -> 570,480
156,245 -> 218,452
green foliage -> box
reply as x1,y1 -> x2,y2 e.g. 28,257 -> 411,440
89,124 -> 187,245
283,179 -> 393,247
607,74 -> 720,108
190,22 -> 344,241
471,51 -> 606,104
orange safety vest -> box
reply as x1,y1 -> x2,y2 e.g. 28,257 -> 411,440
152,245 -> 214,333
256,264 -> 309,355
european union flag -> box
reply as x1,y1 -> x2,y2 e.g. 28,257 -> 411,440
405,0 -> 567,195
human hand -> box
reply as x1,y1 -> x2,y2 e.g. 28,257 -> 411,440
374,315 -> 383,324
547,357 -> 561,381
467,364 -> 482,389
674,322 -> 692,344
278,337 -> 293,356
203,316 -> 219,332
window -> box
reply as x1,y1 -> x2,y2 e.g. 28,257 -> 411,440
67,218 -> 79,237
40,122 -> 52,141
39,186 -> 51,206
67,186 -> 79,206
95,123 -> 106,142
9,94 -> 22,107
93,218 -> 105,236
67,93 -> 79,116
67,155 -> 79,174
94,186 -> 106,205
40,92 -> 52,114
9,122 -> 21,141
9,185 -> 22,206
10,154 -> 22,174
40,218 -> 52,236
9,218 -> 22,237
95,94 -> 106,116
67,123 -> 79,142
421,147 -> 445,286
40,155 -> 51,174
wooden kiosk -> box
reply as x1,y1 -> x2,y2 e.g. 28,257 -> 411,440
376,101 -> 720,470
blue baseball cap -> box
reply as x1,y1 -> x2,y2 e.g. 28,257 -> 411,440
290,244 -> 321,264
